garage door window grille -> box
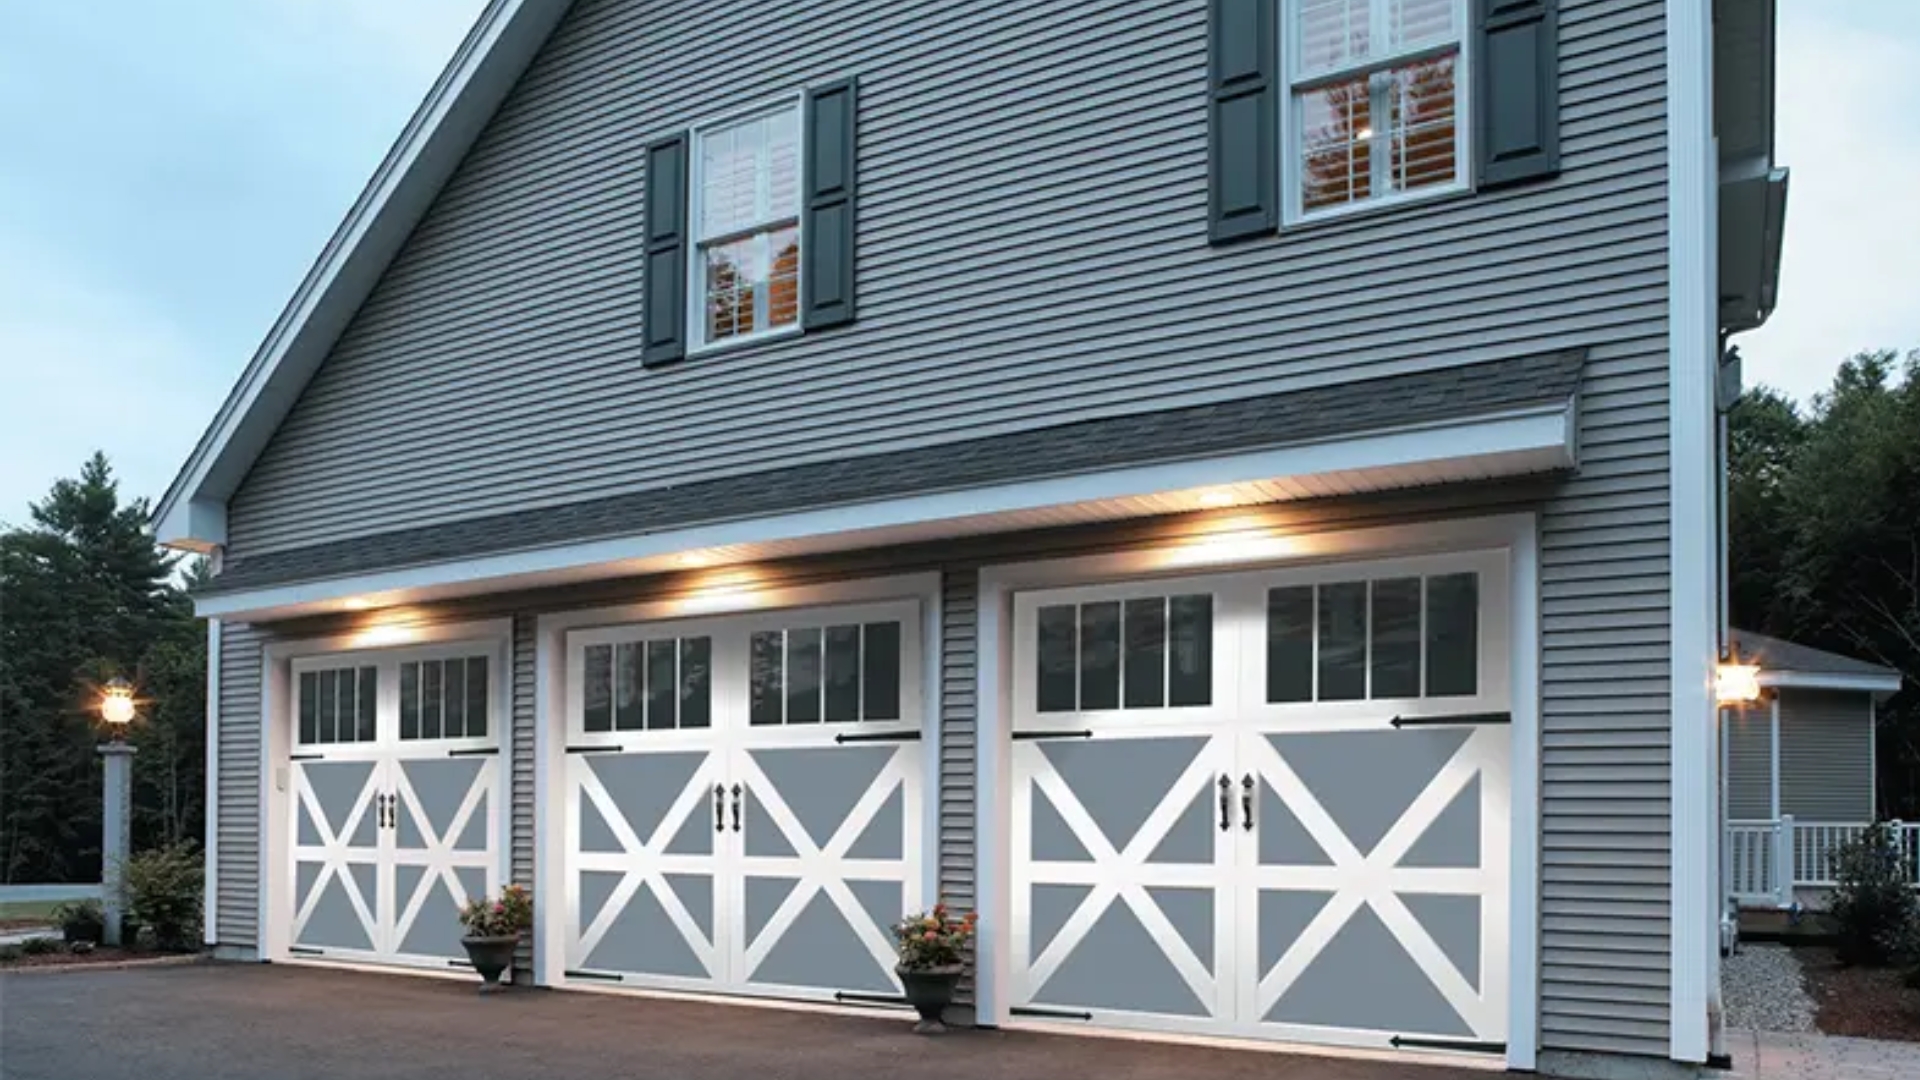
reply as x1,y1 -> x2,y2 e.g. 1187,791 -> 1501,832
1266,571 -> 1477,704
297,665 -> 377,745
748,621 -> 901,725
580,638 -> 712,733
1035,594 -> 1213,713
399,656 -> 493,740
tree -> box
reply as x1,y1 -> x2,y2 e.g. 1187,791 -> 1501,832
0,454 -> 184,882
1728,350 -> 1920,816
1726,386 -> 1806,637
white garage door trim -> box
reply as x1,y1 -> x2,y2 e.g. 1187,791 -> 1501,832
258,618 -> 513,974
534,573 -> 944,994
976,514 -> 1541,1071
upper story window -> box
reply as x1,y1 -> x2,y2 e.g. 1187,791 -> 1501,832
689,100 -> 803,352
1288,0 -> 1468,220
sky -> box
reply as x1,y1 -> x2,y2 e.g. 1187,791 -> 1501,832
1,1 -> 1916,525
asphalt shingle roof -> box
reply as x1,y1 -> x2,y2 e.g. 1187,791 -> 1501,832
203,350 -> 1586,595
1730,629 -> 1903,681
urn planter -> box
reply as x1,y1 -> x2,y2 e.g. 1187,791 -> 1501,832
461,935 -> 519,993
896,964 -> 964,1033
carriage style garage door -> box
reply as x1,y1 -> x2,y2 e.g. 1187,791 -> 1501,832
560,600 -> 924,1004
288,643 -> 506,971
1009,551 -> 1512,1054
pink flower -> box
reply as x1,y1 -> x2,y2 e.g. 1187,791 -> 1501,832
922,930 -> 937,941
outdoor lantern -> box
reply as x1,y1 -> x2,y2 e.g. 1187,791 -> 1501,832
99,677 -> 138,732
1715,663 -> 1763,706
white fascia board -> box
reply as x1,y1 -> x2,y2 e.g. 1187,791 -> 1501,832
152,0 -> 573,551
1758,671 -> 1904,696
193,403 -> 1574,622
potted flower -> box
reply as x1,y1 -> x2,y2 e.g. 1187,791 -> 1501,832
891,903 -> 976,1033
458,884 -> 532,993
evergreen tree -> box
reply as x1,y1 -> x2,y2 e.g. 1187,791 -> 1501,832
0,453 -> 181,882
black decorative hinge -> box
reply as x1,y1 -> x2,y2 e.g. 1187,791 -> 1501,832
1390,712 -> 1512,729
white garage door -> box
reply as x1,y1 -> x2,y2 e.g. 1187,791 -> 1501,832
287,644 -> 506,972
561,600 -> 925,1004
1009,551 -> 1511,1055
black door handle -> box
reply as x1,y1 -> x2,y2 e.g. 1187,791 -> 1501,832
1241,774 -> 1255,832
1218,774 -> 1232,832
730,783 -> 743,833
714,784 -> 726,833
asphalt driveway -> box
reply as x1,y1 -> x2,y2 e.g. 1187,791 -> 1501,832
0,963 -> 1494,1080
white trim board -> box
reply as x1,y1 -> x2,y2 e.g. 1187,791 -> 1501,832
1758,672 -> 1904,696
151,0 -> 574,551
972,512 -> 1541,1072
193,403 -> 1575,622
203,618 -> 222,946
1666,0 -> 1720,1063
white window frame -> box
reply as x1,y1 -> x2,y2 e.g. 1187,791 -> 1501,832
1281,0 -> 1472,225
685,94 -> 806,356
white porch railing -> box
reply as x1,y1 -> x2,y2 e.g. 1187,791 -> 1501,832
1726,818 -> 1920,907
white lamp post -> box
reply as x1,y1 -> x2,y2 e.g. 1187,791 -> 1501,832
98,678 -> 139,946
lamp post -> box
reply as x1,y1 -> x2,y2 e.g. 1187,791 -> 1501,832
98,678 -> 138,946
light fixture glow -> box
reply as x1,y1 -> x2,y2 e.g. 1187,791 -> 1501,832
99,678 -> 137,729
678,552 -> 714,569
1356,126 -> 1374,140
1716,664 -> 1762,706
342,597 -> 373,612
1197,490 -> 1236,509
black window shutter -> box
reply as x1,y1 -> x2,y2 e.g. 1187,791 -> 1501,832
1208,0 -> 1277,244
1475,0 -> 1560,189
642,132 -> 689,368
802,77 -> 858,330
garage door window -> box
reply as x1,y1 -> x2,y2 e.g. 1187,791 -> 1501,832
400,656 -> 492,740
749,621 -> 901,724
1036,594 -> 1213,713
1266,571 -> 1478,703
581,638 -> 712,733
298,666 -> 377,746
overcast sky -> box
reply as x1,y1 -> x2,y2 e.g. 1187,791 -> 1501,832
1,1 -> 1915,524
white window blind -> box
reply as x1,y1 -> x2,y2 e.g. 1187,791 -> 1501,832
1289,0 -> 1467,218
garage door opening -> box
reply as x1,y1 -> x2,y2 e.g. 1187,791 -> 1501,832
1006,551 -> 1513,1055
558,599 -> 927,1005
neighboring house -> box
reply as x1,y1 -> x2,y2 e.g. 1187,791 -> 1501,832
151,1 -> 1786,1077
1722,630 -> 1906,910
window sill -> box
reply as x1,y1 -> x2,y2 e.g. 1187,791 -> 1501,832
685,323 -> 803,361
1282,182 -> 1474,234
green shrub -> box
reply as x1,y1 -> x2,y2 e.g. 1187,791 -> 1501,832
53,899 -> 105,945
118,844 -> 202,952
0,945 -> 22,963
1827,823 -> 1918,967
18,936 -> 61,956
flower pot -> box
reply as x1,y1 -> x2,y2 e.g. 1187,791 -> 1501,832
896,964 -> 963,1033
461,935 -> 519,993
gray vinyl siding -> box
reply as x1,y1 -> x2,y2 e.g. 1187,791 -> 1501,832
225,0 -> 1670,559
1778,690 -> 1876,823
207,0 -> 1676,1060
1724,703 -> 1773,821
215,621 -> 263,948
511,614 -> 538,978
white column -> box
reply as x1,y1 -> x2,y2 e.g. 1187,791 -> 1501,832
99,743 -> 138,946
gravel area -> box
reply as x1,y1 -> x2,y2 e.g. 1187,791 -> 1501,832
1724,943 -> 1819,1033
